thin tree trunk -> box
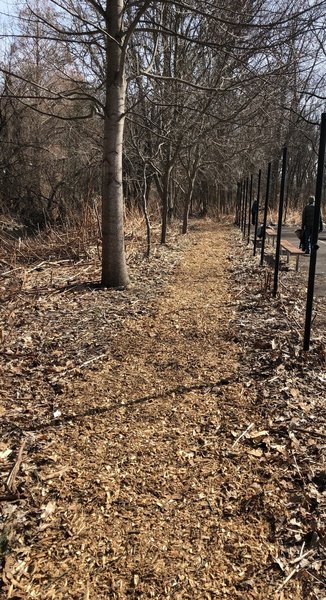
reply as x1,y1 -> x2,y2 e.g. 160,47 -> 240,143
161,166 -> 172,244
168,176 -> 174,223
142,166 -> 151,258
101,0 -> 129,287
182,173 -> 196,234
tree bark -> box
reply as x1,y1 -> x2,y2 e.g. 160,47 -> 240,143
142,166 -> 151,258
182,170 -> 196,234
101,0 -> 129,287
161,165 -> 172,244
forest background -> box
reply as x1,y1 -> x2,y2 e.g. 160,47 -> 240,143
0,0 -> 326,286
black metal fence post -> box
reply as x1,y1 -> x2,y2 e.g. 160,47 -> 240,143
273,147 -> 287,297
253,169 -> 261,256
243,177 -> 249,238
241,178 -> 246,233
240,180 -> 244,232
303,112 -> 326,351
247,174 -> 253,244
238,182 -> 241,226
235,182 -> 240,226
260,162 -> 271,266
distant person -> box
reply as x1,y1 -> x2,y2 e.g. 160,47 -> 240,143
301,195 -> 323,254
251,200 -> 258,225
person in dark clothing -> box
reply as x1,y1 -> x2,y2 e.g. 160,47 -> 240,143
251,200 -> 258,225
301,195 -> 323,254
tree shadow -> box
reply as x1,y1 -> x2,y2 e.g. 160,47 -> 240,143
1,377 -> 235,437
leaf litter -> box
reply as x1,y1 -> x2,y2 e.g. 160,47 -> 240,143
0,221 -> 325,599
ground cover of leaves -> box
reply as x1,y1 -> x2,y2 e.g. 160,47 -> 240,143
0,221 -> 325,599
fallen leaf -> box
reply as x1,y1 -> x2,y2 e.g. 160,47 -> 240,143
247,448 -> 263,458
40,501 -> 56,519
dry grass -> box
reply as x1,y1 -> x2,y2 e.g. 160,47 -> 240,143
0,204 -> 167,279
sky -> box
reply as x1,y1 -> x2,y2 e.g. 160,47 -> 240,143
0,0 -> 21,59
0,0 -> 23,52
0,0 -> 11,17
0,0 -> 12,31
0,0 -> 25,27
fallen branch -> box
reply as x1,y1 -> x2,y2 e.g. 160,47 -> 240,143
290,426 -> 326,440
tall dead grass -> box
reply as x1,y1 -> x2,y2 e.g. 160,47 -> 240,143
0,204 -> 99,269
0,201 -> 167,271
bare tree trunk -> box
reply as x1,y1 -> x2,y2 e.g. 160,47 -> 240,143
142,165 -> 151,258
182,170 -> 196,234
101,0 -> 129,287
161,165 -> 173,244
168,176 -> 174,223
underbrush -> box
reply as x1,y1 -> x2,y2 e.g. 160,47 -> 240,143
0,200 -> 222,276
0,204 -> 100,268
0,205 -> 164,272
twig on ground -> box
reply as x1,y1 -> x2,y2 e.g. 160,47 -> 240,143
42,466 -> 70,481
290,426 -> 326,439
234,287 -> 246,299
290,549 -> 314,565
276,549 -> 315,593
59,353 -> 107,377
1,266 -> 21,277
28,261 -> 47,272
275,567 -> 298,593
6,439 -> 27,493
84,580 -> 90,600
232,422 -> 254,446
291,452 -> 304,482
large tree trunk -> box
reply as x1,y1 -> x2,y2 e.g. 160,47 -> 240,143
101,0 -> 129,287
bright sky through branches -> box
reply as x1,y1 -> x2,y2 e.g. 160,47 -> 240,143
0,0 -> 10,16
0,0 -> 11,29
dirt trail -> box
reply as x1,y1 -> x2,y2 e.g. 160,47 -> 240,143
1,222 -> 320,599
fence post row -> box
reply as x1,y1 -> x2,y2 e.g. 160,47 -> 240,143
235,114 -> 325,351
260,162 -> 271,267
273,146 -> 287,297
303,112 -> 326,351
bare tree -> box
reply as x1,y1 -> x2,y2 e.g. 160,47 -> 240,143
0,0 -> 325,284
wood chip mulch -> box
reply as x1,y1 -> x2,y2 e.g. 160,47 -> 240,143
0,220 -> 325,599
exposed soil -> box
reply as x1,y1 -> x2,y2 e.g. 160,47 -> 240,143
0,221 -> 325,599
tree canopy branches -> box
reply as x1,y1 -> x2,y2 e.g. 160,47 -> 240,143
0,0 -> 325,283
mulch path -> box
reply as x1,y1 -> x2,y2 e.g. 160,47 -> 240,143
0,221 -> 325,599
